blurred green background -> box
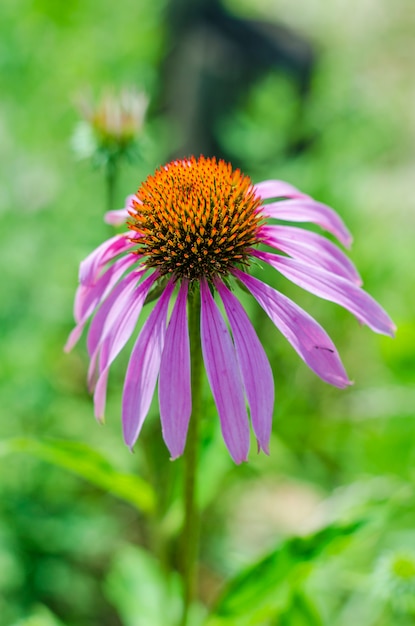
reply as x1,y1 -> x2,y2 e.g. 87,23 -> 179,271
0,0 -> 413,624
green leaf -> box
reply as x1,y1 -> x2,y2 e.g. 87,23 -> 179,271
278,590 -> 324,626
206,521 -> 364,626
10,604 -> 65,626
0,437 -> 155,514
105,545 -> 185,626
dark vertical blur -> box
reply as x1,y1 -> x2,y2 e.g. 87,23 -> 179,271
159,0 -> 316,163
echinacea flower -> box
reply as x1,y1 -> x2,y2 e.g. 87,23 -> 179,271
65,156 -> 395,463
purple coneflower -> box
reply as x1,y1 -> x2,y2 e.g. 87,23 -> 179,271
66,156 -> 395,463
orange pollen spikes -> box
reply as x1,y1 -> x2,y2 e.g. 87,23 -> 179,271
127,156 -> 263,281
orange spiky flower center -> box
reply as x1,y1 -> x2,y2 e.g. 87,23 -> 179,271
127,156 -> 263,281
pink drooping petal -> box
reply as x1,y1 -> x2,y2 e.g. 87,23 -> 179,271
86,272 -> 155,405
87,348 -> 98,393
159,281 -> 191,459
260,198 -> 352,247
234,269 -> 351,388
75,254 -> 136,323
64,323 -> 86,354
122,280 -> 176,449
79,233 -> 135,286
90,273 -> 159,420
93,366 -> 109,422
74,286 -> 93,326
256,251 -> 396,337
259,224 -> 362,285
254,180 -> 310,201
104,194 -> 141,226
216,280 -> 274,454
87,271 -> 158,414
65,256 -> 137,353
200,280 -> 250,464
86,267 -> 148,358
104,208 -> 130,226
96,272 -> 158,373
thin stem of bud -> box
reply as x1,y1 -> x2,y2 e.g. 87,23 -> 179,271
106,156 -> 118,214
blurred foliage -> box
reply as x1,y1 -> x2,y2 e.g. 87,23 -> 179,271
206,520 -> 364,625
0,0 -> 414,624
0,438 -> 156,513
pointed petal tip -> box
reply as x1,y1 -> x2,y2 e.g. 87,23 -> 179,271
166,441 -> 185,461
169,452 -> 182,462
123,427 -> 136,451
388,322 -> 397,338
360,315 -> 396,338
364,307 -> 396,337
64,325 -> 84,352
344,234 -> 353,249
331,376 -> 353,389
93,387 -> 107,423
231,453 -> 249,464
257,440 -> 270,456
168,440 -> 187,460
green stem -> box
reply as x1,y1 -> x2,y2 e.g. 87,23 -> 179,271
180,286 -> 203,626
106,157 -> 118,214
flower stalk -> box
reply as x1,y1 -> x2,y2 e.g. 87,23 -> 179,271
105,156 -> 118,215
180,286 -> 203,626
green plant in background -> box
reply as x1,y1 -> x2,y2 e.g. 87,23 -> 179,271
72,88 -> 148,213
62,151 -> 393,624
1,0 -> 413,625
